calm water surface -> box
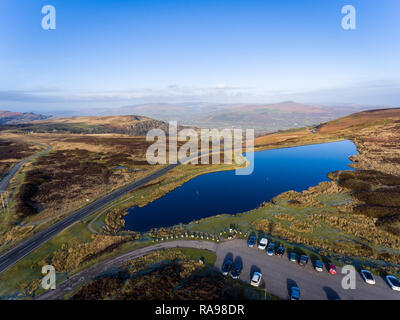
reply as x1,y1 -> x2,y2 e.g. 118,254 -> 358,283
124,140 -> 357,232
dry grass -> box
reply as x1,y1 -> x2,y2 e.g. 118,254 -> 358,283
316,108 -> 400,133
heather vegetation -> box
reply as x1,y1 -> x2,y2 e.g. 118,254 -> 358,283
15,149 -> 128,218
0,139 -> 40,177
71,248 -> 264,300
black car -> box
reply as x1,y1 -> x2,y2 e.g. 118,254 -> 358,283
276,246 -> 285,256
221,259 -> 233,276
299,255 -> 309,266
231,260 -> 243,279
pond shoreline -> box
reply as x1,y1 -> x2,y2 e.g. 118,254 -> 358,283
124,140 -> 358,232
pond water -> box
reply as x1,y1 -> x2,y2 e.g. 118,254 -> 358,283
124,140 -> 357,232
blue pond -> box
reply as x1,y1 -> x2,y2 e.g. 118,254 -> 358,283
124,140 -> 357,232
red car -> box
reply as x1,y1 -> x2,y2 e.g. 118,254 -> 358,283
328,264 -> 337,275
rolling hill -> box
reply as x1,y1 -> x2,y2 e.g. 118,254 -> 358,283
0,110 -> 49,125
0,114 -> 187,136
316,107 -> 400,133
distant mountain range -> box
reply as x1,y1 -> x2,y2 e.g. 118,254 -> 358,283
1,101 -> 391,134
79,101 -> 388,133
0,110 -> 49,125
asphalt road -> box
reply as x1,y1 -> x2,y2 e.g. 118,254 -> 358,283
0,163 -> 179,275
0,143 -> 50,192
37,239 -> 400,300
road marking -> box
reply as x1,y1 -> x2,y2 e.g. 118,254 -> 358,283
0,258 -> 10,267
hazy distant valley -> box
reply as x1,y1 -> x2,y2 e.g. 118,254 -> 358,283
54,101 -> 388,133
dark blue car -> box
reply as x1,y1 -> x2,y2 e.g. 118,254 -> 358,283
231,260 -> 243,279
247,235 -> 257,247
221,259 -> 233,276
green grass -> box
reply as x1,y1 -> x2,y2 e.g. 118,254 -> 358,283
177,248 -> 216,265
0,221 -> 93,298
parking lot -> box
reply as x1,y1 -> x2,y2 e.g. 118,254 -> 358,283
215,239 -> 400,300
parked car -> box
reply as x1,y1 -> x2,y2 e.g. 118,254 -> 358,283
360,270 -> 375,285
258,238 -> 268,250
266,243 -> 275,256
231,260 -> 243,279
290,286 -> 300,300
299,255 -> 308,266
250,272 -> 262,287
289,252 -> 298,263
386,275 -> 400,291
276,246 -> 285,257
221,259 -> 233,276
314,260 -> 324,272
328,263 -> 337,275
247,235 -> 257,248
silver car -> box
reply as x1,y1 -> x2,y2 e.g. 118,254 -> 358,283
361,270 -> 375,285
387,275 -> 400,291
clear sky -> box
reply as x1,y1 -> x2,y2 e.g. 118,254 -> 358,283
0,0 -> 399,112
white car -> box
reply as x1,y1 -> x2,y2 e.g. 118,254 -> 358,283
250,272 -> 262,287
361,270 -> 375,285
258,238 -> 268,250
386,275 -> 400,291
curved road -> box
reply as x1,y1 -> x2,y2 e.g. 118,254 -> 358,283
0,143 -> 50,192
37,240 -> 218,300
37,239 -> 400,300
0,163 -> 179,275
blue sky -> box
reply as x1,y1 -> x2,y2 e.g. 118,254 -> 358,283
0,0 -> 399,112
